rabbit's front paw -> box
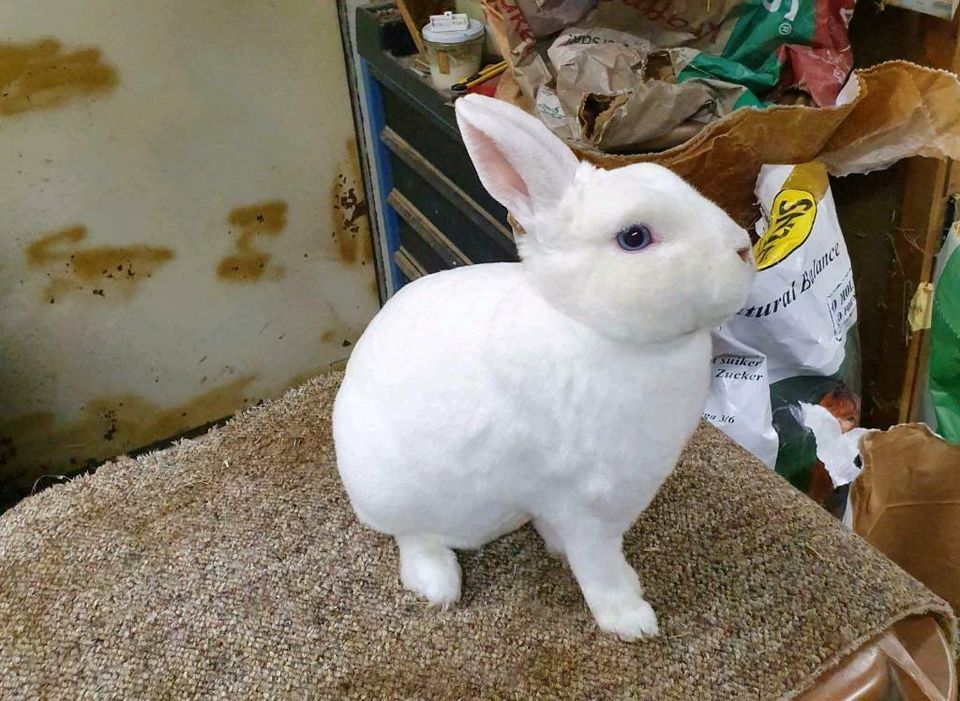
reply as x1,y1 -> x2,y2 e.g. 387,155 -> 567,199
397,536 -> 462,609
594,596 -> 660,641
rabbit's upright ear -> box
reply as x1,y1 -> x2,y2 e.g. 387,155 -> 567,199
455,94 -> 580,232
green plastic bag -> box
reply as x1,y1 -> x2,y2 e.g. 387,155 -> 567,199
675,0 -> 855,107
927,224 -> 960,443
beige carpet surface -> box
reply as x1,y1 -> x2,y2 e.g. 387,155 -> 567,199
0,373 -> 954,699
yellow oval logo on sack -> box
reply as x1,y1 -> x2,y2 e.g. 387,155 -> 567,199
752,188 -> 817,270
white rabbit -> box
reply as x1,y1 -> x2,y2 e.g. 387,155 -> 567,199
333,94 -> 754,640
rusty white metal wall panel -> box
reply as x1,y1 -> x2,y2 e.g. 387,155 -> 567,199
0,1 -> 379,494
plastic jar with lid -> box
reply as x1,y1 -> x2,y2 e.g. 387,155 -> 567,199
421,18 -> 484,92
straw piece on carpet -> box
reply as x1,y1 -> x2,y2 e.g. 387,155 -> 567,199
0,373 -> 954,699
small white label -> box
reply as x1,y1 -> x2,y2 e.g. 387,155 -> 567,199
429,11 -> 470,32
534,87 -> 566,127
827,268 -> 857,341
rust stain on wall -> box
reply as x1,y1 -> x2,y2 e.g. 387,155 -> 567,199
0,375 -> 255,491
217,200 -> 288,281
331,139 -> 373,267
26,225 -> 174,301
0,38 -> 117,116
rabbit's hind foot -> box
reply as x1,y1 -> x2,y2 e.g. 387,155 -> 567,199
397,535 -> 462,609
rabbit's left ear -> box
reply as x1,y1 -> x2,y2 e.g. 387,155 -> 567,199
455,94 -> 579,232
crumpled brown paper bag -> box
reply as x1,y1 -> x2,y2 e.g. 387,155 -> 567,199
542,26 -> 749,150
494,60 -> 960,226
596,61 -> 960,226
853,424 -> 960,615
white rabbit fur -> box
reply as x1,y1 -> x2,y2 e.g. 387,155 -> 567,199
333,94 -> 754,640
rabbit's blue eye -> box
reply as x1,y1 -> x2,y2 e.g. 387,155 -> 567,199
616,224 -> 653,252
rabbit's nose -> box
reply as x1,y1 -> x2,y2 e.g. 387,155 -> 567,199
737,246 -> 752,264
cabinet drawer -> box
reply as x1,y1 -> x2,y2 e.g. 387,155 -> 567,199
388,155 -> 516,265
381,87 -> 510,228
397,218 -> 448,276
391,189 -> 470,274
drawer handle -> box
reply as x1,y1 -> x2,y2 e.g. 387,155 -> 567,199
388,189 -> 472,268
394,246 -> 427,281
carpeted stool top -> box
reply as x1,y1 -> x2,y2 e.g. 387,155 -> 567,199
0,373 -> 954,699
